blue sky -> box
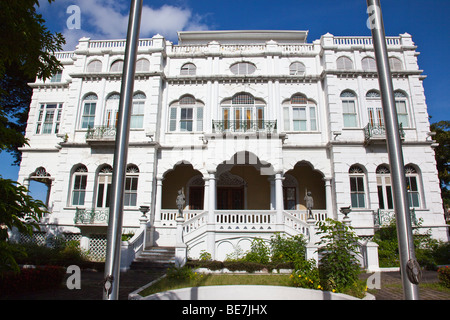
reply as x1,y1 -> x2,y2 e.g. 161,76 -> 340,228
1,0 -> 449,200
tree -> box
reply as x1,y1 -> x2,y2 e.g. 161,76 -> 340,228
0,0 -> 64,274
430,121 -> 450,208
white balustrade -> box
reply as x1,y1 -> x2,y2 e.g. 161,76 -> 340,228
215,210 -> 276,226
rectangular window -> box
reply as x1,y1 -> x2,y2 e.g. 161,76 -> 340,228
36,103 -> 63,134
130,101 -> 144,129
350,176 -> 365,208
72,175 -> 87,206
180,108 -> 193,131
343,100 -> 358,127
169,107 -> 177,131
124,176 -> 138,207
283,107 -> 290,131
309,106 -> 317,131
196,107 -> 203,132
293,107 -> 307,131
396,101 -> 409,128
406,176 -> 420,208
50,71 -> 62,83
81,102 -> 96,129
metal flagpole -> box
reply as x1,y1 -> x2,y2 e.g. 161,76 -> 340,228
366,0 -> 421,300
103,0 -> 143,300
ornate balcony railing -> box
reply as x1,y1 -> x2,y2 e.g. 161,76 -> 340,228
86,126 -> 116,140
74,208 -> 109,225
374,208 -> 417,227
212,120 -> 277,133
364,123 -> 405,143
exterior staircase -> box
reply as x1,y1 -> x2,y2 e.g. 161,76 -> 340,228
130,247 -> 176,270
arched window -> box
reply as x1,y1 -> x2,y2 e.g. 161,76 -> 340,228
125,165 -> 139,207
71,165 -> 88,206
336,56 -> 353,70
395,91 -> 409,128
230,62 -> 256,75
169,95 -> 204,132
289,62 -> 306,76
220,93 -> 265,131
131,92 -> 146,128
86,60 -> 102,73
96,165 -> 113,208
349,165 -> 366,208
376,165 -> 393,210
104,93 -> 120,127
366,90 -> 383,127
81,93 -> 98,129
110,60 -> 124,72
362,57 -> 377,71
389,57 -> 403,71
180,63 -> 196,75
341,90 -> 358,128
136,58 -> 150,72
282,94 -> 317,132
405,165 -> 420,208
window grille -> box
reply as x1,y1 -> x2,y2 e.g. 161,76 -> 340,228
289,62 -> 306,75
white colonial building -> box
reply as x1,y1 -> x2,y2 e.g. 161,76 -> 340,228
17,30 -> 448,267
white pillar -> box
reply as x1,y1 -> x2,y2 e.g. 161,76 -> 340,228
203,177 -> 210,211
274,172 -> 284,225
268,177 -> 275,210
207,171 -> 216,259
323,177 -> 334,219
154,177 -> 163,223
175,215 -> 187,267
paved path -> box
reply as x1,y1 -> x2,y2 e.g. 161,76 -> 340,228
1,269 -> 448,300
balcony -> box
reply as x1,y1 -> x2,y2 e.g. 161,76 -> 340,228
74,208 -> 109,225
86,126 -> 116,144
364,123 -> 405,145
212,120 -> 277,134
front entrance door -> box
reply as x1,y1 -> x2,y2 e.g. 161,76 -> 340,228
217,187 -> 244,209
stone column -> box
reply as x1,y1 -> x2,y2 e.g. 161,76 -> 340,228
323,177 -> 334,219
154,177 -> 163,223
274,172 -> 284,226
206,171 -> 216,259
306,217 -> 318,266
175,215 -> 187,267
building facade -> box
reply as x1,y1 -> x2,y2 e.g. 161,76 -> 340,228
18,30 -> 448,263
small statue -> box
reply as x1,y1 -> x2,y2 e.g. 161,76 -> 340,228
176,188 -> 185,218
304,191 -> 314,219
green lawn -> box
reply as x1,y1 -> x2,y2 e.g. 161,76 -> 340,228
139,274 -> 292,297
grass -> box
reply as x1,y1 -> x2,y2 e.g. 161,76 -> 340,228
139,274 -> 292,297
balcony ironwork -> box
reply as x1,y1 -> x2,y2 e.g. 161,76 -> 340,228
74,208 -> 109,225
374,208 -> 417,227
212,120 -> 277,134
86,126 -> 116,141
364,123 -> 405,144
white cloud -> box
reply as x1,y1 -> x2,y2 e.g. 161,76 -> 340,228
59,0 -> 209,50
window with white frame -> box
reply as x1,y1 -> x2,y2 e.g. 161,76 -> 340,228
376,165 -> 394,210
169,95 -> 204,132
86,60 -> 102,73
405,165 -> 421,208
124,165 -> 139,207
340,90 -> 359,128
366,90 -> 384,127
230,62 -> 256,75
81,94 -> 98,129
180,63 -> 196,75
389,57 -> 403,71
131,92 -> 146,128
71,165 -> 88,206
349,165 -> 366,208
289,62 -> 306,75
136,58 -> 150,72
110,60 -> 124,72
104,93 -> 120,127
282,94 -> 317,132
36,103 -> 63,134
362,57 -> 377,71
50,70 -> 62,82
394,91 -> 409,128
96,165 -> 112,208
336,56 -> 353,70
220,93 -> 265,131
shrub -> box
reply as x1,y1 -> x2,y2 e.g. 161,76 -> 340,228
199,250 -> 212,261
437,266 -> 450,288
244,238 -> 270,264
270,233 -> 307,264
316,219 -> 361,292
289,259 -> 320,290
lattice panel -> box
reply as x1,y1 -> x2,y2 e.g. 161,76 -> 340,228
88,234 -> 107,261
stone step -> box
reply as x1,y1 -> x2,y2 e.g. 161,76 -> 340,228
130,247 -> 175,270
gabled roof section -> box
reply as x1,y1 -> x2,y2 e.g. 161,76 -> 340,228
178,30 -> 309,45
